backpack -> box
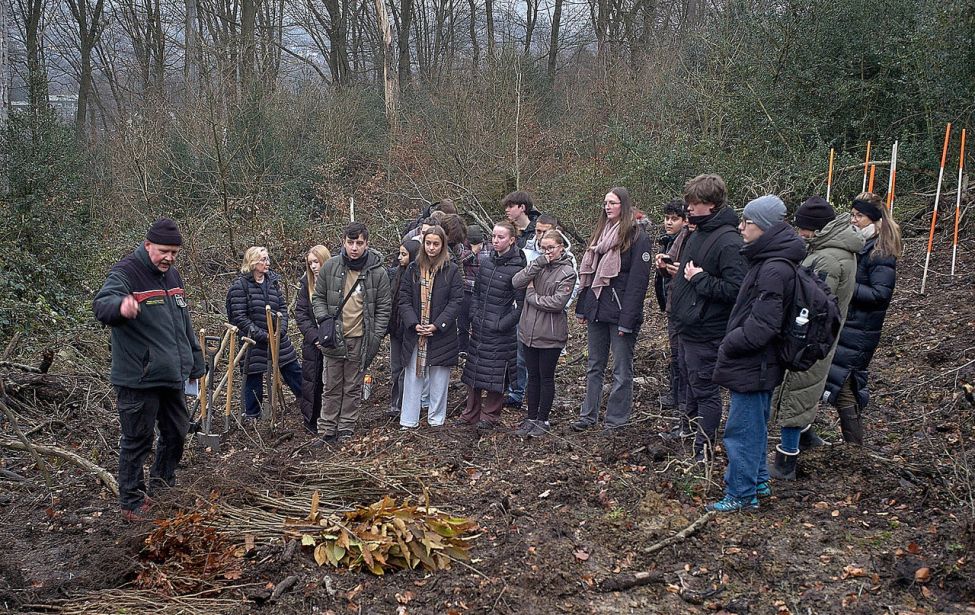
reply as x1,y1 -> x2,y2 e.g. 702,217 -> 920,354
768,258 -> 842,372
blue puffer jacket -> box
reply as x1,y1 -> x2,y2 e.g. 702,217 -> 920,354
462,246 -> 527,392
824,238 -> 897,408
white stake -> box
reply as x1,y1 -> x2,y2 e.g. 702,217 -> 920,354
921,124 -> 952,294
350,196 -> 355,222
951,129 -> 966,276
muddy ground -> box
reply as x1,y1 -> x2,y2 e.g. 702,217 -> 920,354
1,230 -> 973,614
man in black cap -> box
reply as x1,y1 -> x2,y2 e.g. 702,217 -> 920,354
93,217 -> 205,521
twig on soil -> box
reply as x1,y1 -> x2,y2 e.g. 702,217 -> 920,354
643,510 -> 715,556
0,437 -> 118,496
598,570 -> 666,592
598,512 -> 715,593
0,399 -> 54,489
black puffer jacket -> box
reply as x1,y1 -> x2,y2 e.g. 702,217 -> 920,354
669,207 -> 747,341
574,226 -> 653,332
294,275 -> 319,359
226,271 -> 298,374
387,265 -> 407,339
713,223 -> 806,393
399,262 -> 465,367
462,247 -> 528,392
824,238 -> 897,408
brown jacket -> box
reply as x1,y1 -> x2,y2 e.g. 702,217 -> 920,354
512,252 -> 577,349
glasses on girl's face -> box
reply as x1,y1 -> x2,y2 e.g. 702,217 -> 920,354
541,245 -> 559,252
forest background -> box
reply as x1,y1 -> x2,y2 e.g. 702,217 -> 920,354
1,0 -> 973,339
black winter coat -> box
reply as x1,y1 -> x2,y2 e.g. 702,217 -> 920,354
388,265 -> 408,339
713,223 -> 807,393
574,227 -> 653,332
669,207 -> 747,341
226,271 -> 298,374
294,276 -> 319,360
462,247 -> 528,392
824,238 -> 897,408
398,262 -> 465,367
653,232 -> 677,311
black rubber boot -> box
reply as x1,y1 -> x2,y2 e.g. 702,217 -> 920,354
768,446 -> 798,481
799,425 -> 826,451
837,405 -> 864,445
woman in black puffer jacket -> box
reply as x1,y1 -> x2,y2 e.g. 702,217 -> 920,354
227,246 -> 302,420
386,239 -> 422,418
824,193 -> 902,444
399,227 -> 465,428
461,220 -> 527,428
295,244 -> 331,434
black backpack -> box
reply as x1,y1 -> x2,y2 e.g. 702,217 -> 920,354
768,258 -> 842,372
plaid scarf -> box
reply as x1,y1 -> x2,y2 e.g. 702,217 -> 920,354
415,268 -> 435,378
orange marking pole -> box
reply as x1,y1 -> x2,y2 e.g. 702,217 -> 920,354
951,128 -> 966,276
826,148 -> 835,203
886,140 -> 898,211
862,140 -> 872,193
868,164 -> 877,193
921,123 -> 953,294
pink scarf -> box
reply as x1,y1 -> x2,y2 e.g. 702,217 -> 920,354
578,222 -> 622,299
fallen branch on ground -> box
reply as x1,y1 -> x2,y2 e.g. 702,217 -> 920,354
0,438 -> 118,496
598,510 -> 715,592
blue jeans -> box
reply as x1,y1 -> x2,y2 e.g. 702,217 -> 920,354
723,391 -> 772,500
506,341 -> 528,403
244,360 -> 303,417
780,426 -> 801,454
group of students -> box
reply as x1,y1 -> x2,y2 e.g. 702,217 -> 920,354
226,175 -> 902,512
651,175 -> 901,512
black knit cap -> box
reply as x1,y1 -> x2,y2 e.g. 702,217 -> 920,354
146,218 -> 183,246
794,196 -> 836,231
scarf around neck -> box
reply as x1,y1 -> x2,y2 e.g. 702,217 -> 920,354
415,267 -> 436,378
343,249 -> 368,271
578,222 -> 623,299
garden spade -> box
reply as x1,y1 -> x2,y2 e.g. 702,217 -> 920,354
197,335 -> 223,450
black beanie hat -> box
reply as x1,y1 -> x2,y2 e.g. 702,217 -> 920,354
146,218 -> 183,246
467,225 -> 484,244
794,197 -> 836,231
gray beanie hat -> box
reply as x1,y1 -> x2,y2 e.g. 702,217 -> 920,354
742,195 -> 786,231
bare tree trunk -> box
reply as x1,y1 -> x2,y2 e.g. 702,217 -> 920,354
185,0 -> 200,93
66,0 -> 106,137
374,0 -> 397,121
546,0 -> 561,77
466,0 -> 478,71
240,0 -> 257,90
395,0 -> 412,86
523,0 -> 537,57
23,0 -> 49,116
0,0 -> 8,126
484,0 -> 494,60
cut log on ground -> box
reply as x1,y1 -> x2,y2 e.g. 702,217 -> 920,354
0,438 -> 119,496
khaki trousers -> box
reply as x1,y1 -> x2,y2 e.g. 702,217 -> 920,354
318,336 -> 363,436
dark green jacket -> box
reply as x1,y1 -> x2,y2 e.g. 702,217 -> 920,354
772,217 -> 864,427
311,249 -> 392,371
93,244 -> 205,389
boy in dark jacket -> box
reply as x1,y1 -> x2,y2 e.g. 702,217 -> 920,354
653,199 -> 687,409
93,218 -> 205,521
710,196 -> 805,512
668,174 -> 747,461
